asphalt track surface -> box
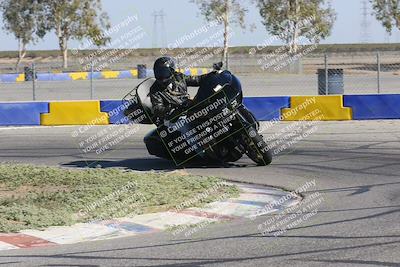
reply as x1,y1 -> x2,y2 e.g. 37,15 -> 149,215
0,121 -> 399,266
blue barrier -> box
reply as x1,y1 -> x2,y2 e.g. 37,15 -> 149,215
118,71 -> 134,79
37,73 -> 72,81
100,100 -> 130,124
0,102 -> 49,126
0,74 -> 21,82
90,72 -> 103,79
244,97 -> 291,121
344,94 -> 400,120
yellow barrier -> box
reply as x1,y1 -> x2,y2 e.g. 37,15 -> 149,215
70,72 -> 89,80
130,69 -> 138,77
41,101 -> 109,126
101,71 -> 120,79
282,96 -> 353,121
190,68 -> 198,76
16,74 -> 25,82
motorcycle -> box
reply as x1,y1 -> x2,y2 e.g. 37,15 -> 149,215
123,63 -> 272,166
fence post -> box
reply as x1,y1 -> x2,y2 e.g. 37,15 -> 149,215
377,51 -> 381,94
90,62 -> 94,100
32,62 -> 36,101
324,53 -> 328,95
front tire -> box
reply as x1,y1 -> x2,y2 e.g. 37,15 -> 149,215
241,127 -> 272,166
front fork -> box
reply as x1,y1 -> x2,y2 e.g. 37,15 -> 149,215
235,105 -> 260,131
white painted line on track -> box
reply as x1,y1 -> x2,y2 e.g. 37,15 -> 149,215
0,126 -> 82,131
0,241 -> 18,250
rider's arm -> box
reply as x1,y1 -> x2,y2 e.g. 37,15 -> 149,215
150,90 -> 169,122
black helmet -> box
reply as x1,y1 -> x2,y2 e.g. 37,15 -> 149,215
153,57 -> 176,85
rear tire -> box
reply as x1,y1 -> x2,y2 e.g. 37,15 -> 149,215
241,127 -> 272,166
144,130 -> 172,160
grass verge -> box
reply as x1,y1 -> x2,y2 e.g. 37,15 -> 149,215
0,164 -> 239,233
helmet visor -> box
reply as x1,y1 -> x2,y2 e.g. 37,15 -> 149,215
155,67 -> 173,81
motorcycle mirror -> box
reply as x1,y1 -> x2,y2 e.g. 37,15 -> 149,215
213,62 -> 223,71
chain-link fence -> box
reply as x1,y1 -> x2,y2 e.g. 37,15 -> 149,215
316,51 -> 400,95
234,51 -> 400,96
0,51 -> 399,101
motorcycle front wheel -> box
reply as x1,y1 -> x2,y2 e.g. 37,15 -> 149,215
241,127 -> 272,166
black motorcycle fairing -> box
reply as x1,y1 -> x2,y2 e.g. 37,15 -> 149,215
144,129 -> 172,159
194,70 -> 242,104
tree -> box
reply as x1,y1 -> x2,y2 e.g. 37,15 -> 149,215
256,0 -> 336,54
0,0 -> 46,71
42,0 -> 110,68
191,0 -> 248,68
371,0 -> 400,34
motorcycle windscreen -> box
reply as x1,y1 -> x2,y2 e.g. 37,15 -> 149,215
194,70 -> 242,104
125,78 -> 157,125
124,99 -> 153,124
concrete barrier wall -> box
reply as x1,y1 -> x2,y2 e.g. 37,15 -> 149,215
0,95 -> 399,126
0,102 -> 49,126
0,68 -> 209,82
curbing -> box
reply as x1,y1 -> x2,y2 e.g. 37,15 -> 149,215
0,95 -> 399,126
0,183 -> 301,251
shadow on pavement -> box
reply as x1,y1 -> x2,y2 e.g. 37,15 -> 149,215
62,158 -> 253,171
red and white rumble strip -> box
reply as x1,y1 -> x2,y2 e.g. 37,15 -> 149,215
0,183 -> 301,251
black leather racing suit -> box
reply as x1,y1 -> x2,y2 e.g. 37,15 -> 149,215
150,71 -> 206,124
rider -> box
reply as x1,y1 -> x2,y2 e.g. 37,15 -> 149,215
150,56 -> 206,125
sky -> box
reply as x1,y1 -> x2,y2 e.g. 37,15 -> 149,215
0,0 -> 399,51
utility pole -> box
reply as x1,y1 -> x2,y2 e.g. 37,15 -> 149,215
360,0 -> 371,43
152,10 -> 167,48
385,33 -> 390,43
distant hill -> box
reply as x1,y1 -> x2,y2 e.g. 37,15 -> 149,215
0,43 -> 399,59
